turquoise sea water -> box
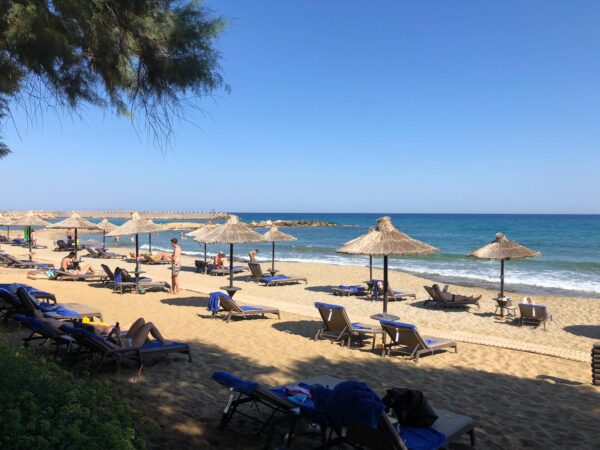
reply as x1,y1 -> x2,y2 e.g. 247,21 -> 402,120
77,214 -> 600,297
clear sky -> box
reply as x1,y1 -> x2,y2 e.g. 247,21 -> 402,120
2,1 -> 600,213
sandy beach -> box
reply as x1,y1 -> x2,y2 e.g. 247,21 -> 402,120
2,235 -> 599,449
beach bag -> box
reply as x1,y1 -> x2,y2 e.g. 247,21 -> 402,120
382,388 -> 438,427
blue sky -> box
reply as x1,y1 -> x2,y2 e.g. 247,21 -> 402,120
2,0 -> 600,213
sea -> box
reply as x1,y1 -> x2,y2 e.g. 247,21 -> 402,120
72,213 -> 600,298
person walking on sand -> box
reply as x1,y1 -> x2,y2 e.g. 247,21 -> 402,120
170,238 -> 181,294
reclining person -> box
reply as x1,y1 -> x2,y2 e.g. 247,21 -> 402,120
432,284 -> 481,302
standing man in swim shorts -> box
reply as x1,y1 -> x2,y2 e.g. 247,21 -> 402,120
170,238 -> 181,294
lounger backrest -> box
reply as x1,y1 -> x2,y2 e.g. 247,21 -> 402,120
423,286 -> 436,300
431,285 -> 448,302
314,303 -> 352,333
0,289 -> 22,312
119,268 -> 134,282
16,287 -> 37,316
101,264 -> 114,281
14,314 -> 59,339
4,254 -> 19,264
62,325 -> 113,353
346,412 -> 408,450
518,303 -> 547,320
219,296 -> 243,313
380,321 -> 427,350
248,262 -> 264,279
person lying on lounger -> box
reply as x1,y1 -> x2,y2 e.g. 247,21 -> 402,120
432,284 -> 481,302
61,251 -> 95,274
146,252 -> 172,263
39,314 -> 167,348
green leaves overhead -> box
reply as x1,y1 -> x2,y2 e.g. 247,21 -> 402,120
0,0 -> 227,157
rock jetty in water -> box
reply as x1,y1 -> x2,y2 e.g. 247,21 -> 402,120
248,219 -> 340,228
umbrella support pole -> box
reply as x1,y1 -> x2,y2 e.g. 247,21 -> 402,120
74,228 -> 78,261
500,259 -> 505,298
28,226 -> 32,261
369,255 -> 373,280
272,241 -> 275,272
204,243 -> 208,274
229,243 -> 234,288
103,230 -> 106,249
135,234 -> 140,293
149,233 -> 152,255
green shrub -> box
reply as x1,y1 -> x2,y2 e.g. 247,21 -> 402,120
0,337 -> 144,449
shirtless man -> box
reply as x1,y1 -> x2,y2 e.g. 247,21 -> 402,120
170,238 -> 181,294
248,248 -> 259,262
214,251 -> 225,269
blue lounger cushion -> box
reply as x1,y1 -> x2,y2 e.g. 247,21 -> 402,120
379,320 -> 416,330
314,302 -> 345,310
240,305 -> 263,311
260,275 -> 290,282
212,371 -> 258,395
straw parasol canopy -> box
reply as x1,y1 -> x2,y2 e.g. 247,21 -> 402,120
47,213 -> 100,259
468,232 -> 540,298
263,225 -> 296,272
200,215 -> 266,289
9,212 -> 51,260
107,212 -> 165,284
187,223 -> 218,273
95,219 -> 117,249
337,216 -> 438,320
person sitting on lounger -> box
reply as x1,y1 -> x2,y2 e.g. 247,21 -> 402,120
248,249 -> 259,262
432,284 -> 480,302
214,251 -> 226,269
61,251 -> 95,274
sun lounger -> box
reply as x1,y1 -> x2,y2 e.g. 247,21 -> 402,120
208,291 -> 281,322
60,323 -> 191,375
211,371 -> 316,445
117,268 -> 170,293
518,303 -> 552,330
209,265 -> 246,276
47,269 -> 108,283
380,320 -> 458,362
426,285 -> 481,308
140,254 -> 171,265
13,313 -> 75,352
0,283 -> 56,303
10,238 -> 24,246
95,247 -> 124,259
314,302 -> 382,349
212,372 -> 476,449
332,285 -> 367,296
54,239 -> 80,252
372,280 -> 415,301
0,253 -> 51,269
14,286 -> 103,321
84,247 -> 101,257
248,262 -> 307,286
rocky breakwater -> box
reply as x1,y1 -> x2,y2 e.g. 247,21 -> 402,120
248,219 -> 341,228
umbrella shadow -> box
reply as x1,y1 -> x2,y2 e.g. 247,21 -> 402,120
536,375 -> 583,386
305,285 -> 337,294
272,320 -> 321,339
408,300 -> 475,311
160,296 -> 209,308
563,325 -> 600,339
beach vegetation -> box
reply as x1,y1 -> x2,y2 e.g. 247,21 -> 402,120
0,0 -> 227,157
0,337 -> 145,449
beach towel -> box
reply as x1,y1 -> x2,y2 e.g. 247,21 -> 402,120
311,380 -> 384,429
207,291 -> 231,313
396,425 -> 447,450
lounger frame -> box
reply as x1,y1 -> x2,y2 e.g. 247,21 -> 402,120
380,321 -> 458,362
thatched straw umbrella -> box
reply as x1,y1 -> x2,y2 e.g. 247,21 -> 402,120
468,232 -> 540,299
186,223 -> 218,274
199,215 -> 265,292
9,212 -> 50,260
337,227 -> 377,280
107,212 -> 165,290
47,213 -> 100,260
95,219 -> 117,249
263,226 -> 296,273
0,213 -> 16,240
337,216 -> 438,320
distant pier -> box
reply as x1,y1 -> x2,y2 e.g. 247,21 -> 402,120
2,211 -> 230,221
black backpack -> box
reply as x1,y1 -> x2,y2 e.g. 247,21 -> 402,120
382,388 -> 438,427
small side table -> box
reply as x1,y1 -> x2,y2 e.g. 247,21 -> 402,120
267,268 -> 279,277
221,286 -> 241,298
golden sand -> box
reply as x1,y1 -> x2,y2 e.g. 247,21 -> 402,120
1,237 -> 599,449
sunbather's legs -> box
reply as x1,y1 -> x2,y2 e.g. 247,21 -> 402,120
129,321 -> 166,347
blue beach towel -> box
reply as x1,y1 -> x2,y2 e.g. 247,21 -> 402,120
260,275 -> 289,282
398,425 -> 447,450
207,291 -> 231,313
311,381 -> 384,429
